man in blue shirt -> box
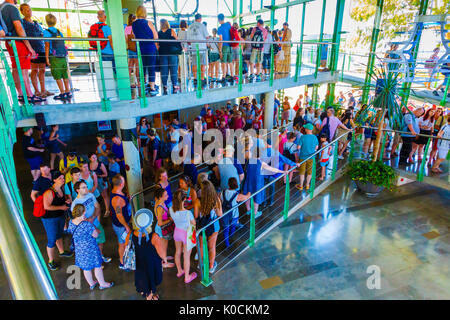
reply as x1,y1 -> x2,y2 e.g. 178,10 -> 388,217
217,13 -> 232,80
111,134 -> 125,175
96,10 -> 115,71
296,123 -> 318,191
399,107 -> 424,164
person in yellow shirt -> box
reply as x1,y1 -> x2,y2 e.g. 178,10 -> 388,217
59,149 -> 81,183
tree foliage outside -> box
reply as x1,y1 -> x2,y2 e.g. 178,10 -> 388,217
348,0 -> 450,49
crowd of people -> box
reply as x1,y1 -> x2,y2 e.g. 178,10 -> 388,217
1,0 -> 296,101
19,87 -> 450,299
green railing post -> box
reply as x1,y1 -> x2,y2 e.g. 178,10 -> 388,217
417,138 -> 432,182
309,157 -> 316,199
96,41 -> 111,112
11,40 -> 33,117
349,131 -> 356,163
0,46 -> 21,119
294,45 -> 300,82
347,54 -> 351,71
283,174 -> 290,220
200,230 -> 213,286
340,53 -> 345,81
248,198 -> 255,247
440,74 -> 450,107
331,140 -> 339,180
379,132 -> 388,161
314,0 -> 327,79
269,44 -> 274,86
196,44 -> 202,99
136,41 -> 148,108
238,43 -> 243,91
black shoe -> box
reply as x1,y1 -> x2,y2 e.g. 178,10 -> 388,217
54,93 -> 65,100
432,90 -> 439,97
18,95 -> 25,103
163,86 -> 168,95
48,261 -> 60,271
59,250 -> 74,258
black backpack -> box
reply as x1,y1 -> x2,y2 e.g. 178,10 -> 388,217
221,190 -> 238,226
47,28 -> 67,57
159,141 -> 172,159
320,117 -> 331,141
252,28 -> 264,49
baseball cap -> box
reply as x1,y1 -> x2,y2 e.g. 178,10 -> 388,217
304,123 -> 314,131
195,13 -> 202,20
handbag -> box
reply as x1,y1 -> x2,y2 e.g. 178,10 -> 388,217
123,232 -> 136,271
160,221 -> 175,237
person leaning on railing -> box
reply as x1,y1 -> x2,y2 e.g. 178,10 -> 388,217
0,0 -> 36,101
399,107 -> 425,164
431,117 -> 450,173
158,19 -> 180,95
132,5 -> 159,96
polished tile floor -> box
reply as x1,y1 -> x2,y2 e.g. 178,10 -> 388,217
1,172 -> 448,299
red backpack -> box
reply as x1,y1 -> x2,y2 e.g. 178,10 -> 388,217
33,188 -> 54,218
230,27 -> 240,48
88,23 -> 108,50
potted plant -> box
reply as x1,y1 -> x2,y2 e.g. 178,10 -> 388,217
346,160 -> 397,196
347,63 -> 405,196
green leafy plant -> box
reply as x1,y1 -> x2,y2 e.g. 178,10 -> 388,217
346,160 -> 398,190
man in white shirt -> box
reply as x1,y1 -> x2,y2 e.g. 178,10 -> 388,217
187,13 -> 210,82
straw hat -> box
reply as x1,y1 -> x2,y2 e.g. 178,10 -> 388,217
132,208 -> 154,244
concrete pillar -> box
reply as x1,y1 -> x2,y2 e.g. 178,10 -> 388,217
264,91 -> 275,130
119,118 -> 143,209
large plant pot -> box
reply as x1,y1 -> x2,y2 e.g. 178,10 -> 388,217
353,180 -> 384,197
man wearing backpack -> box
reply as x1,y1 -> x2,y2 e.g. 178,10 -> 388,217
1,0 -> 36,100
43,14 -> 71,100
89,10 -> 115,71
249,19 -> 267,82
217,13 -> 233,81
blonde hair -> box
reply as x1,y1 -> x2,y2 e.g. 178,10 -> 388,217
136,5 -> 147,18
45,13 -> 57,27
72,204 -> 85,219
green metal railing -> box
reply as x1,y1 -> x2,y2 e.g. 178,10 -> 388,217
195,130 -> 353,286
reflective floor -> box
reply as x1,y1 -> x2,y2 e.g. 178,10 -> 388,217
203,178 -> 450,300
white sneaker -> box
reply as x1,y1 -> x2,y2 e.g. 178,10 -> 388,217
209,261 -> 218,274
338,155 -> 344,160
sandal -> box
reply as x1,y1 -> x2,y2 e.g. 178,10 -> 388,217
99,281 -> 114,290
44,90 -> 54,96
295,184 -> 303,190
177,271 -> 185,278
305,185 -> 310,190
104,210 -> 110,218
431,168 -> 443,173
89,281 -> 98,290
152,293 -> 159,300
184,272 -> 197,284
17,95 -> 25,103
162,262 -> 175,268
166,256 -> 174,260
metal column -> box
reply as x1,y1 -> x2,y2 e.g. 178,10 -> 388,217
326,0 -> 346,106
361,0 -> 384,105
400,0 -> 430,105
105,0 -> 132,100
314,0 -> 327,78
264,91 -> 275,129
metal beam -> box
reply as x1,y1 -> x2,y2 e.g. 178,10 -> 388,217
238,0 -> 314,19
18,73 -> 339,127
361,0 -> 384,105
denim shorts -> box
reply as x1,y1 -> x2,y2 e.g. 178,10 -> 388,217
112,224 -> 127,244
41,215 -> 65,248
26,156 -> 43,170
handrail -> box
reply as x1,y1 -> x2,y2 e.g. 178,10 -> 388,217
195,129 -> 353,235
129,121 -> 294,211
0,165 -> 58,300
360,125 -> 450,141
0,36 -> 333,46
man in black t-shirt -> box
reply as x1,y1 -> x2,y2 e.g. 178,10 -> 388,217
22,127 -> 45,181
30,163 -> 52,202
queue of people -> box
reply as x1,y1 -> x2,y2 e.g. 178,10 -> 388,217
1,1 -> 296,102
